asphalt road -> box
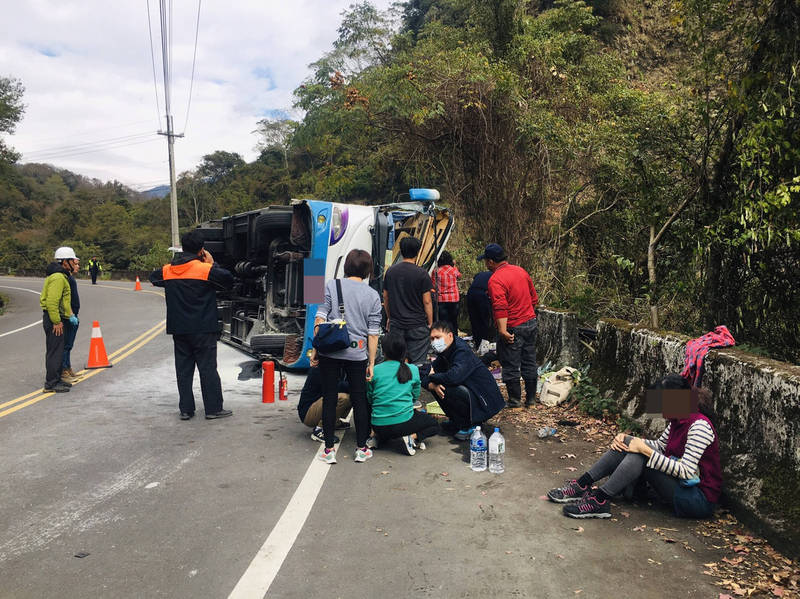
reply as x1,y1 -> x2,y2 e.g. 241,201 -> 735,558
0,276 -> 720,598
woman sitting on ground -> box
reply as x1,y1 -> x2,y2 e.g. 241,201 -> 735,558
367,333 -> 439,455
547,373 -> 722,519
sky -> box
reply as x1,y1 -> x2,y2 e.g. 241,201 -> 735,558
0,0 -> 394,191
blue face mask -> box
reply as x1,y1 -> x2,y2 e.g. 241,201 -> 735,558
431,337 -> 447,354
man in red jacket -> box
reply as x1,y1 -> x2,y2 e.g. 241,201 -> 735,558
480,243 -> 539,408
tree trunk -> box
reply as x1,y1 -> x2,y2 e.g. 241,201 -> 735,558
648,225 -> 659,329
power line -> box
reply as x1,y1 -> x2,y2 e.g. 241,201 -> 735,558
24,138 -> 161,162
182,0 -> 202,135
145,0 -> 163,131
21,119 -> 155,147
23,132 -> 154,158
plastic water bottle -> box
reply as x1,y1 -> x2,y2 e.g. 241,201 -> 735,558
470,426 -> 487,471
537,426 -> 557,439
488,428 -> 505,473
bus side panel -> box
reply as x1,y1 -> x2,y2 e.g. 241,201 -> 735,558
287,200 -> 332,369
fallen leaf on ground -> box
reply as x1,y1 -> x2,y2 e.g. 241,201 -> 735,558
505,551 -> 512,555
566,466 -> 577,472
633,525 -> 647,532
722,557 -> 744,566
556,554 -> 565,559
380,471 -> 390,475
441,472 -> 448,476
664,538 -> 677,544
560,454 -> 576,459
732,545 -> 750,554
572,526 -> 584,533
620,511 -> 630,518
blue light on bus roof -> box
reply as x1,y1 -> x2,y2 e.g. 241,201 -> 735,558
409,188 -> 440,201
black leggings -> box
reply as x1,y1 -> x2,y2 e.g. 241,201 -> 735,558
372,411 -> 440,443
320,356 -> 368,449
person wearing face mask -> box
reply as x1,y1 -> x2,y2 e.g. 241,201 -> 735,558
150,230 -> 234,420
420,321 -> 505,440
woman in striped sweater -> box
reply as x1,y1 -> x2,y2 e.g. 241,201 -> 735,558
547,374 -> 722,519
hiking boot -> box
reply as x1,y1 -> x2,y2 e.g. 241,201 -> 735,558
354,447 -> 373,462
318,447 -> 337,464
563,492 -> 612,519
547,479 -> 589,503
311,427 -> 339,444
44,382 -> 71,393
61,371 -> 78,384
401,435 -> 416,456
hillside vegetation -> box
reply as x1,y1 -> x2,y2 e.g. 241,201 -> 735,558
0,0 -> 797,362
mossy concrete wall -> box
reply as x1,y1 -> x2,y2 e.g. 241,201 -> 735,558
536,308 -> 582,368
592,318 -> 800,557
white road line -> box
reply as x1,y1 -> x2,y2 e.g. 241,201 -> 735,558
0,286 -> 43,338
228,433 -> 346,599
0,285 -> 41,294
0,321 -> 40,338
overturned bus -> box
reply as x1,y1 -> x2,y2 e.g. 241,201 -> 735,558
194,189 -> 453,368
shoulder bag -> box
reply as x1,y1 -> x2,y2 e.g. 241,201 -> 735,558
312,279 -> 351,353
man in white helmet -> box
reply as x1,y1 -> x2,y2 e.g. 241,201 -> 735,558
39,246 -> 79,392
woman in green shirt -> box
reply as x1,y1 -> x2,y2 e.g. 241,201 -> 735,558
368,334 -> 439,455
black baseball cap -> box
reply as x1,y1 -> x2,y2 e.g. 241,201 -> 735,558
478,243 -> 506,261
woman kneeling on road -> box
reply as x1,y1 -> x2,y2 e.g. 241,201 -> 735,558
367,334 -> 439,455
548,373 -> 722,519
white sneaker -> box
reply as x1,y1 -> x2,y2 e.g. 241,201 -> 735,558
402,435 -> 416,455
418,441 -> 427,451
318,448 -> 336,464
354,447 -> 373,462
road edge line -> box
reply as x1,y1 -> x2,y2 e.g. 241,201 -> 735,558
227,431 -> 347,599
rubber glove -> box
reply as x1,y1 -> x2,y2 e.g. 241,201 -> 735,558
69,314 -> 79,326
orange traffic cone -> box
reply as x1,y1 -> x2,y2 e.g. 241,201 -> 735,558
134,276 -> 142,291
86,320 -> 112,369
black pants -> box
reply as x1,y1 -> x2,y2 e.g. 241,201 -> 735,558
320,356 -> 368,449
497,317 -> 538,402
90,272 -> 98,284
438,302 -> 460,335
372,411 -> 440,442
466,296 -> 494,347
437,385 -> 474,429
173,333 -> 223,415
42,312 -> 65,388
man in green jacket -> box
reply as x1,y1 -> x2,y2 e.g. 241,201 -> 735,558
40,246 -> 79,392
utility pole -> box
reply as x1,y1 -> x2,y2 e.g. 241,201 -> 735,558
156,0 -> 183,250
158,117 -> 183,249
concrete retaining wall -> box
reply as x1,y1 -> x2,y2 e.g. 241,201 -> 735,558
591,318 -> 800,557
536,307 -> 582,368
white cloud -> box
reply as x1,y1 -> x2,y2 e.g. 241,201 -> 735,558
0,0 -> 394,190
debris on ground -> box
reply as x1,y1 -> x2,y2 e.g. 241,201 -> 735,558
495,399 -> 800,598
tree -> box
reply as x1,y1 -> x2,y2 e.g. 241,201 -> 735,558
253,118 -> 297,170
0,76 -> 24,166
197,151 -> 245,183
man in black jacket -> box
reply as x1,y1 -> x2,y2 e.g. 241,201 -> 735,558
420,321 -> 506,440
150,230 -> 234,420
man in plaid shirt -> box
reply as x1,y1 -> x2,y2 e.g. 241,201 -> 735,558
481,243 -> 539,408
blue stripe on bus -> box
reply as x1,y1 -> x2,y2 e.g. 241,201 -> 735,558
287,200 -> 331,369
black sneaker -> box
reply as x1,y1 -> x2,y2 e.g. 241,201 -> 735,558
44,382 -> 71,393
335,419 -> 351,430
180,412 -> 194,420
547,479 -> 589,503
563,492 -> 612,519
310,427 -> 339,444
205,409 -> 233,419
507,398 -> 521,408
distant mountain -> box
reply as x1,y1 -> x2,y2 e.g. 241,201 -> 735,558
142,184 -> 170,198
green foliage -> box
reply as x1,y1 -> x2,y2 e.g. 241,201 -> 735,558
0,76 -> 24,164
616,414 -> 643,434
572,375 -> 619,417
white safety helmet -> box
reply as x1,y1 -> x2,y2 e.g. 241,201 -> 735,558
54,246 -> 78,261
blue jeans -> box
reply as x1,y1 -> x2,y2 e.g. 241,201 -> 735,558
62,319 -> 79,370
